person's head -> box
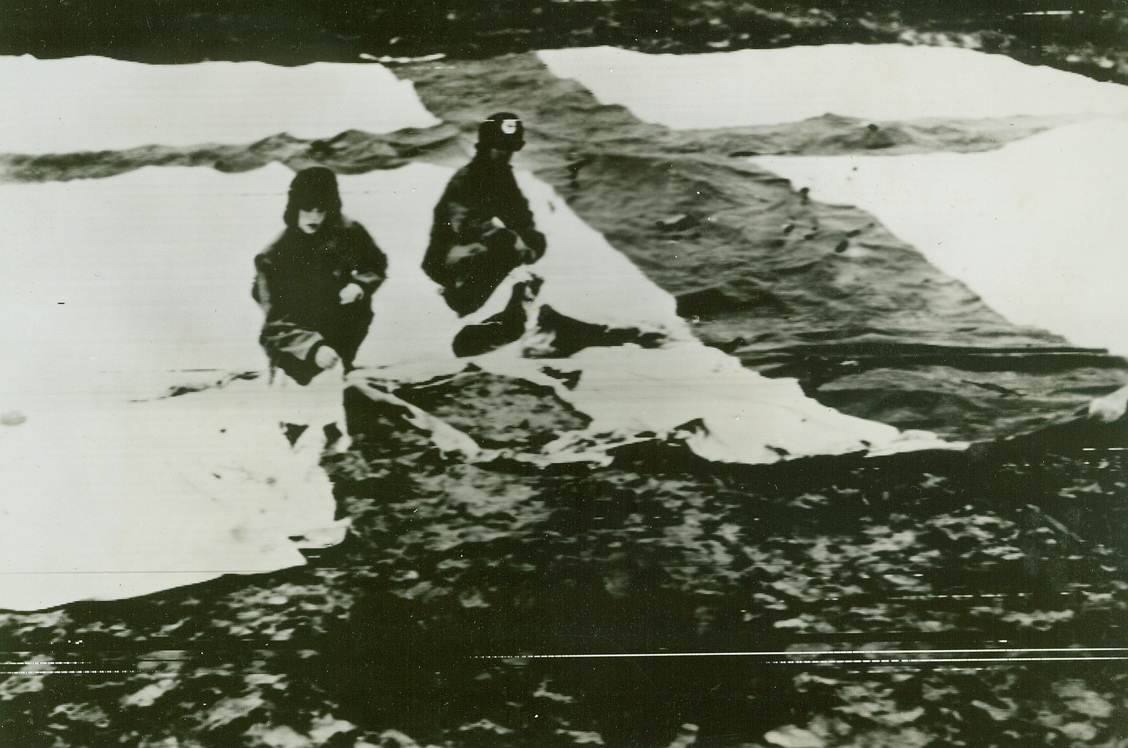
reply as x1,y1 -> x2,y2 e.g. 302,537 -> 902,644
476,112 -> 525,162
284,166 -> 343,234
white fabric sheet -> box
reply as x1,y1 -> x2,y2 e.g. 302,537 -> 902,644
752,119 -> 1128,358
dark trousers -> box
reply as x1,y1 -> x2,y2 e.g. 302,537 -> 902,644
440,231 -> 525,317
270,309 -> 374,386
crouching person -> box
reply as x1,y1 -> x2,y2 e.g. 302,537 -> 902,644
253,166 -> 388,451
423,112 -> 547,320
254,166 -> 387,384
423,112 -> 665,359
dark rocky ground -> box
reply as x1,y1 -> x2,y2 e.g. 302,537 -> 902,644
1,374 -> 1127,746
3,0 -> 1127,84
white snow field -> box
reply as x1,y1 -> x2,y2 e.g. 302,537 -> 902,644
752,118 -> 1128,358
1,162 -> 953,610
539,45 -> 1128,129
0,55 -> 438,154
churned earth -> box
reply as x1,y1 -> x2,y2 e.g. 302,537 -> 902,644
1,373 -> 1126,746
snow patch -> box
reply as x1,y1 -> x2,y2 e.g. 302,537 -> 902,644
0,55 -> 438,154
539,45 -> 1128,128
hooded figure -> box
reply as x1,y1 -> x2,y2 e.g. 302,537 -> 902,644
253,167 -> 388,384
422,112 -> 547,316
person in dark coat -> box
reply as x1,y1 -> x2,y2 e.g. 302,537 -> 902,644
423,112 -> 547,317
253,167 -> 388,385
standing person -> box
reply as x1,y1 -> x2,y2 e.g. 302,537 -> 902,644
423,111 -> 547,318
253,166 -> 388,385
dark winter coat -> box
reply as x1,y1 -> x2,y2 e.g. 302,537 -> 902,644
253,217 -> 387,384
422,154 -> 546,315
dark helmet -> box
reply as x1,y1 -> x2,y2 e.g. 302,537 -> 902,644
284,166 -> 342,227
477,111 -> 526,152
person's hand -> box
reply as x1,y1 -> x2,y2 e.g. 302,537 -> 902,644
339,283 -> 364,305
314,346 -> 341,370
447,243 -> 489,266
